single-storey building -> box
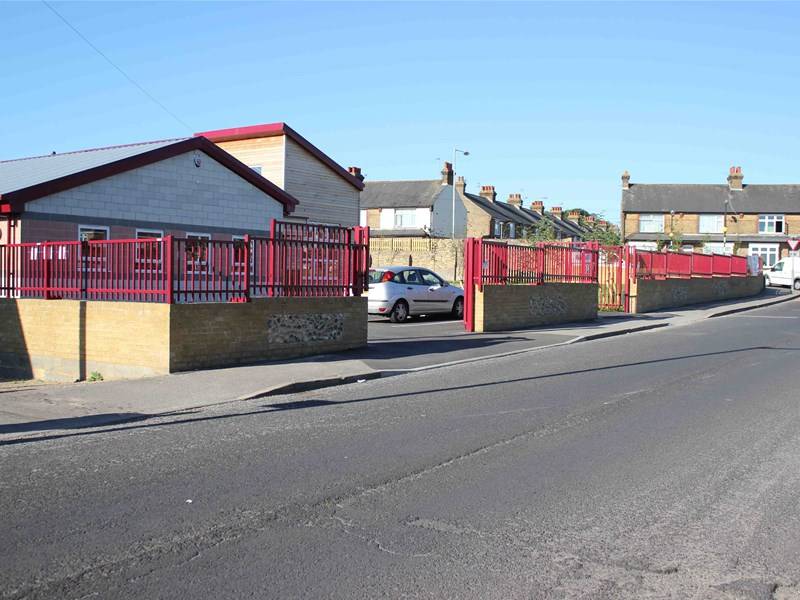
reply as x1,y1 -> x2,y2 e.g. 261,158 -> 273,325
196,122 -> 364,227
0,136 -> 299,244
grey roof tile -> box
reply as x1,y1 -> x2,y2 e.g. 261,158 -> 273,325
0,139 -> 187,195
360,180 -> 446,209
622,184 -> 800,214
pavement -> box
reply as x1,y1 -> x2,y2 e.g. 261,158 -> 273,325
3,296 -> 800,599
0,288 -> 795,442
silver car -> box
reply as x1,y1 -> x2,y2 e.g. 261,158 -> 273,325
367,266 -> 464,323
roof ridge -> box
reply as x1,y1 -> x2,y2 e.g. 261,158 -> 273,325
0,137 -> 188,164
366,179 -> 440,184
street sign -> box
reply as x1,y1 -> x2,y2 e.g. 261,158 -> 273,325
789,239 -> 800,251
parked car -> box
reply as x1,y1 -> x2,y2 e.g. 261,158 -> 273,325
764,256 -> 800,290
367,266 -> 464,323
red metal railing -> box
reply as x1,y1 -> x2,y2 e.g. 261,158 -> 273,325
635,249 -> 750,280
0,221 -> 369,303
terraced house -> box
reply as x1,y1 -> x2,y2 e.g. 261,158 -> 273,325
360,162 -> 590,241
621,167 -> 800,267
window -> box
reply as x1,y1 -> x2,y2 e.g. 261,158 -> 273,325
758,214 -> 784,234
493,221 -> 503,238
185,233 -> 211,272
78,225 -> 109,241
699,214 -> 724,234
638,214 -> 664,233
508,223 -> 516,239
394,209 -> 417,229
420,270 -> 444,287
136,229 -> 163,239
749,243 -> 780,267
403,269 -> 423,285
135,229 -> 164,271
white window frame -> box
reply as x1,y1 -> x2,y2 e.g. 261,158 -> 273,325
749,243 -> 780,267
359,210 -> 367,227
698,214 -> 724,234
184,232 -> 212,273
394,209 -> 417,229
134,229 -> 164,273
78,225 -> 110,242
493,221 -> 503,238
758,214 -> 785,234
638,214 -> 664,233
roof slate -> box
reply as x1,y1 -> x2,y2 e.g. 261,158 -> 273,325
0,139 -> 184,195
360,180 -> 446,209
623,184 -> 800,213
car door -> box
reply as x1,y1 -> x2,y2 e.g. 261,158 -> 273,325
771,260 -> 788,285
418,269 -> 452,313
395,269 -> 425,315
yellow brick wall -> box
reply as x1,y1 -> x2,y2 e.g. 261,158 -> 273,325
474,283 -> 598,332
169,297 -> 367,372
0,299 -> 170,381
369,238 -> 465,283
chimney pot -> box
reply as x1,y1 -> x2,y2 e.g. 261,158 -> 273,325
621,170 -> 631,190
455,175 -> 466,192
347,166 -> 365,182
531,200 -> 544,214
507,193 -> 523,208
441,161 -> 453,185
479,185 -> 497,203
727,165 -> 744,191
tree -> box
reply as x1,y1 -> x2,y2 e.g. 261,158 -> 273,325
525,218 -> 557,242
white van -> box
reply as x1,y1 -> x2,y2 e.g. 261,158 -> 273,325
764,256 -> 800,291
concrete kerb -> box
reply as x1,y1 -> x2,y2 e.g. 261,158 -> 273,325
706,290 -> 798,318
4,292 -> 795,445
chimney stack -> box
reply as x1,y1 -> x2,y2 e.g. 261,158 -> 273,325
347,166 -> 365,182
585,215 -> 596,226
550,206 -> 563,218
727,166 -> 743,191
455,175 -> 466,194
441,161 -> 453,185
507,193 -> 523,208
567,209 -> 582,221
621,170 -> 631,190
480,185 -> 497,203
531,200 -> 544,214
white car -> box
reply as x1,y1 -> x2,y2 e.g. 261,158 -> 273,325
764,256 -> 800,291
367,266 -> 464,323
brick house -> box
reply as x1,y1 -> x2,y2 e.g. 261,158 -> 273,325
360,162 -> 588,241
196,122 -> 364,227
621,167 -> 800,267
0,136 -> 298,245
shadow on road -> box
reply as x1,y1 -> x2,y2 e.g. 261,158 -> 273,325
3,345 -> 798,447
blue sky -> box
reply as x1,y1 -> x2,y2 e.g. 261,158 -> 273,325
2,2 -> 800,222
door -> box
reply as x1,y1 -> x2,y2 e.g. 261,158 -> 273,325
418,269 -> 453,313
398,269 -> 428,314
770,260 -> 789,285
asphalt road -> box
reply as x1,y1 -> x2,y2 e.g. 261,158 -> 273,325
2,299 -> 800,599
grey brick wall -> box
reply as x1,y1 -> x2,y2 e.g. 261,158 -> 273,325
26,151 -> 284,233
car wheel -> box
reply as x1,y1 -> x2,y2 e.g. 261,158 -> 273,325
451,296 -> 464,319
390,300 -> 409,323
794,279 -> 800,291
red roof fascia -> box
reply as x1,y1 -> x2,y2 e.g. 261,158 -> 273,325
2,137 -> 299,216
195,122 -> 365,191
